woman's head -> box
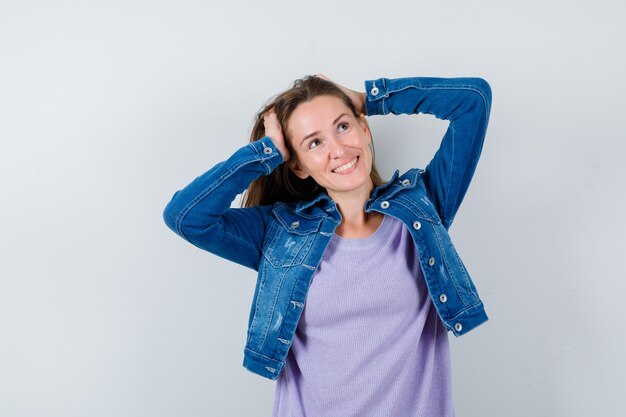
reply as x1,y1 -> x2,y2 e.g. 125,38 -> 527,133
242,75 -> 384,207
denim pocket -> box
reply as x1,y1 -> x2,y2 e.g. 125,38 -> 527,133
262,209 -> 322,268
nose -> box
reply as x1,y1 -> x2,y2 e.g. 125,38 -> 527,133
328,137 -> 346,159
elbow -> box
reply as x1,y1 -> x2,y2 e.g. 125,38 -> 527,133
162,205 -> 176,234
162,191 -> 221,242
469,77 -> 492,114
162,191 -> 184,236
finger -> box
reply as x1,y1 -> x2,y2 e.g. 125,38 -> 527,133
314,73 -> 330,81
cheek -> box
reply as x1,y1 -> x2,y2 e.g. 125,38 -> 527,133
302,154 -> 326,170
290,151 -> 317,175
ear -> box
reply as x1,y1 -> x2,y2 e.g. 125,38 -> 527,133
289,159 -> 310,180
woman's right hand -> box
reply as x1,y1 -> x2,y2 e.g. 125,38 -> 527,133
262,108 -> 290,162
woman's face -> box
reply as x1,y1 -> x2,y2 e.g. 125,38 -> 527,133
286,95 -> 374,199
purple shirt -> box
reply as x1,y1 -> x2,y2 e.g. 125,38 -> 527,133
272,214 -> 455,417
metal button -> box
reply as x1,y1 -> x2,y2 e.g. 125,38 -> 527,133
401,179 -> 411,186
412,221 -> 421,230
380,201 -> 390,209
263,146 -> 272,154
439,294 -> 447,303
370,83 -> 379,96
290,221 -> 300,229
454,323 -> 463,332
428,257 -> 435,266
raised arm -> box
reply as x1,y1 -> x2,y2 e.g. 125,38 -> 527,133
364,76 -> 492,229
162,136 -> 284,271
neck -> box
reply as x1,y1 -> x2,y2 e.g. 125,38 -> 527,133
328,180 -> 383,238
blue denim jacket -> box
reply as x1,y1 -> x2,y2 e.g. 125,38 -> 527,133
163,76 -> 492,380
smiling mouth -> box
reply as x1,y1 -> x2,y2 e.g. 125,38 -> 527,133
332,156 -> 358,173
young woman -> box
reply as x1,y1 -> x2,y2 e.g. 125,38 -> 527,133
163,74 -> 492,416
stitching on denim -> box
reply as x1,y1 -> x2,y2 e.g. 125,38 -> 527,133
256,140 -> 275,174
259,236 -> 308,347
450,243 -> 478,299
263,224 -> 294,267
272,208 -> 323,235
275,202 -> 327,220
394,194 -> 440,223
260,158 -> 272,174
262,222 -> 281,265
443,127 -> 456,226
256,266 -> 289,348
382,83 -> 490,226
254,229 -> 316,349
376,180 -> 414,201
281,275 -> 314,358
270,269 -> 314,360
173,141 -> 279,237
174,163 -> 248,235
432,224 -> 470,307
257,231 -> 316,352
263,227 -> 314,268
447,300 -> 484,322
385,84 -> 489,108
244,346 -> 282,363
247,262 -> 268,349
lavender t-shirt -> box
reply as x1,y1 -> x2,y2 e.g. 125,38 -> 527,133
272,214 -> 455,417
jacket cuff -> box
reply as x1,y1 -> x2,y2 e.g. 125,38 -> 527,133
243,347 -> 285,381
248,136 -> 285,175
364,77 -> 389,116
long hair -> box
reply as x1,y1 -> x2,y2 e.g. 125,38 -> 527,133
242,75 -> 385,208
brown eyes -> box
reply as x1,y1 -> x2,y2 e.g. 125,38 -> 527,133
308,139 -> 322,150
307,122 -> 350,150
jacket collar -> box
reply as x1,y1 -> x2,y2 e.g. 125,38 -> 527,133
294,169 -> 402,213
368,169 -> 401,202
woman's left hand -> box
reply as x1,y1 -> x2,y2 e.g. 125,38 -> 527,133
314,73 -> 366,116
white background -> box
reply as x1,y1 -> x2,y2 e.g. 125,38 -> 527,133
1,0 -> 625,416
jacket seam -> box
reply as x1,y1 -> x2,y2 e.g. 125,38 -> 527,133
447,300 -> 485,322
173,153 -> 273,239
244,346 -> 283,364
432,223 -> 474,306
375,82 -> 490,227
255,265 -> 289,349
384,83 -> 490,111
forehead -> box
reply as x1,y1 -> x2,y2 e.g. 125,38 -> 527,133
287,95 -> 352,139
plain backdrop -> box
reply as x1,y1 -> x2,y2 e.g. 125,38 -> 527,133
1,0 -> 625,416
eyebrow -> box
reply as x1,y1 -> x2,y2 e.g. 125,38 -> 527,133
299,113 -> 348,145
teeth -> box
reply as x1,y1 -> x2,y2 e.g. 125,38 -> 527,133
333,157 -> 357,173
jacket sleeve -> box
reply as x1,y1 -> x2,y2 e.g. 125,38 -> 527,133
162,136 -> 284,271
364,76 -> 492,229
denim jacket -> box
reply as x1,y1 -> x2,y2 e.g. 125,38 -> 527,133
163,76 -> 492,380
